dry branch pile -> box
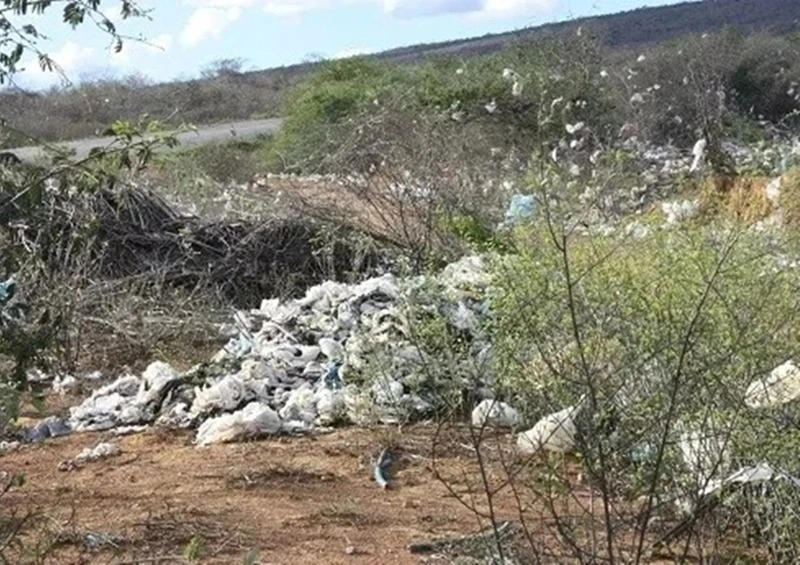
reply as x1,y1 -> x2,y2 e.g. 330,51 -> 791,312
4,183 -> 388,308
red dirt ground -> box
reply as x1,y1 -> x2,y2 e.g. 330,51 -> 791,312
1,417 -> 759,564
1,423 -> 556,565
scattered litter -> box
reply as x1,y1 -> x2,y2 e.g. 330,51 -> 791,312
0,277 -> 15,302
59,441 -> 122,471
111,425 -> 149,436
82,532 -> 125,549
690,138 -> 707,173
504,193 -> 537,225
699,462 -> 800,498
408,519 -> 519,556
677,420 -> 731,485
279,383 -> 317,424
76,442 -> 121,462
54,531 -> 125,550
195,401 -> 281,446
26,368 -> 50,383
471,399 -> 520,429
766,176 -> 782,205
662,199 -> 698,224
517,405 -> 580,455
745,360 -> 800,408
371,377 -> 404,406
53,374 -> 79,395
82,370 -> 104,381
374,447 -> 393,489
0,440 -> 20,453
663,463 -> 800,544
624,220 -> 651,239
22,415 -> 72,443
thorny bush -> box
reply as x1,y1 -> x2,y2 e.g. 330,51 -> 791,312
411,166 -> 800,561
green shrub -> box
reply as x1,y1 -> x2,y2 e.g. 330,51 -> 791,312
727,32 -> 800,123
0,278 -> 59,431
156,138 -> 265,184
271,32 -> 617,172
268,57 -> 396,171
484,217 -> 800,556
490,219 -> 800,451
441,212 -> 509,253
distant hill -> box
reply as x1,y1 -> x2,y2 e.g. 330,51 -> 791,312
265,0 -> 800,75
2,0 -> 799,147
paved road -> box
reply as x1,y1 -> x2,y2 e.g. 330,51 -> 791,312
5,117 -> 285,163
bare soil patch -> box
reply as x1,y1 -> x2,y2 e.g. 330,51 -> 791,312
1,425 -> 548,564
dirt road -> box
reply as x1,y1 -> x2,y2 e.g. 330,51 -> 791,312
5,117 -> 285,163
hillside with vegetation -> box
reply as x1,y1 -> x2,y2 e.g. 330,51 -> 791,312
1,0 -> 799,150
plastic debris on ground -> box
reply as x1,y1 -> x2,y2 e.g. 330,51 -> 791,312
517,405 -> 580,455
698,462 -> 800,498
471,399 -> 521,429
58,442 -> 121,471
374,447 -> 393,489
744,360 -> 800,409
75,442 -> 121,462
661,199 -> 698,225
0,277 -> 16,309
503,194 -> 537,225
195,401 -> 281,446
676,420 -> 731,487
689,138 -> 707,173
22,415 -> 72,443
0,440 -> 20,453
52,375 -> 79,395
57,255 -> 497,445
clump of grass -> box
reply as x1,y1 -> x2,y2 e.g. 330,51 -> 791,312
778,166 -> 800,227
698,174 -> 777,222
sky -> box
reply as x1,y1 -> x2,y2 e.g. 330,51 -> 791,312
8,0 -> 685,90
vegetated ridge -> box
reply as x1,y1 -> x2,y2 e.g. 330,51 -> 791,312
247,0 -> 800,75
0,0 -> 797,149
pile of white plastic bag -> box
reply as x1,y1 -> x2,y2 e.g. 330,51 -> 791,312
60,255 -> 496,446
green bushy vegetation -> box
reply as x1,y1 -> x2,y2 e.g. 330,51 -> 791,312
447,210 -> 800,560
489,219 -> 800,420
269,31 -> 616,172
267,27 -> 800,175
266,58 -> 398,171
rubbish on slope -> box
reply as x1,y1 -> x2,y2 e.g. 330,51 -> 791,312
517,405 -> 580,455
471,399 -> 520,429
195,401 -> 282,446
745,360 -> 800,409
374,446 -> 393,489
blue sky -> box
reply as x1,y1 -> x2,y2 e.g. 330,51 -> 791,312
10,0 -> 684,90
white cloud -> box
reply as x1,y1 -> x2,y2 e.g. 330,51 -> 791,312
332,46 -> 373,59
479,0 -> 560,17
25,41 -> 95,76
183,0 -> 558,21
183,0 -> 357,17
384,0 -> 559,18
260,0 -> 332,16
105,1 -> 129,24
110,32 -> 173,66
180,6 -> 243,47
10,41 -> 95,88
176,0 -> 560,50
383,0 -> 481,18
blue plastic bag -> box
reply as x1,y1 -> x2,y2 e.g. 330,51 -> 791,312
0,278 -> 15,304
504,194 -> 537,224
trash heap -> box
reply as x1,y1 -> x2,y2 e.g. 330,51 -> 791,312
64,256 -> 496,446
